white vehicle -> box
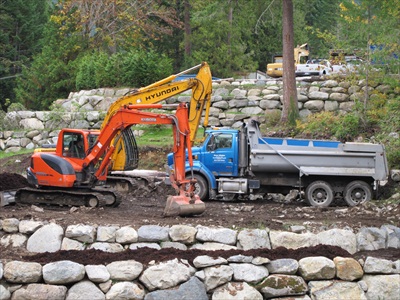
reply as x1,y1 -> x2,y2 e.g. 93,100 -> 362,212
295,59 -> 332,76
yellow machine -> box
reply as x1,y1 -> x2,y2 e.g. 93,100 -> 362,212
266,43 -> 310,78
101,62 -> 212,171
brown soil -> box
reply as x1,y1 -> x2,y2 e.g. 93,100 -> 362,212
1,150 -> 399,263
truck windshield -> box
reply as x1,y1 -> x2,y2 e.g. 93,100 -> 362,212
206,133 -> 233,151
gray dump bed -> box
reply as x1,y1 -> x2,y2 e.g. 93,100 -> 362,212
246,121 -> 388,181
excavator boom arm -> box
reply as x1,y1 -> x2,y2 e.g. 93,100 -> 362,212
103,62 -> 212,171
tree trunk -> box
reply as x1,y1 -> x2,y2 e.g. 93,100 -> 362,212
281,0 -> 299,125
184,0 -> 191,57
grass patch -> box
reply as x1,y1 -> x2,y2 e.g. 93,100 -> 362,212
134,125 -> 206,147
0,148 -> 33,159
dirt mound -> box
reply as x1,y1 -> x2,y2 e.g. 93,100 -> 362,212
0,173 -> 29,191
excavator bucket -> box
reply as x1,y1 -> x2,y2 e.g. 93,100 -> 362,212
164,194 -> 205,217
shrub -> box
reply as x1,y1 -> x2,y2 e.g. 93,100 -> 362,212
295,111 -> 339,138
119,50 -> 173,87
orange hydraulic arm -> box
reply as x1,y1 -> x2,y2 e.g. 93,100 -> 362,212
81,103 -> 204,216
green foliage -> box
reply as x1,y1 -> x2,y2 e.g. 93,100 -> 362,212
264,110 -> 282,127
7,102 -> 26,112
334,111 -> 362,141
295,109 -> 363,142
296,111 -> 338,138
0,0 -> 49,110
119,51 -> 173,87
75,54 -> 99,90
75,50 -> 173,90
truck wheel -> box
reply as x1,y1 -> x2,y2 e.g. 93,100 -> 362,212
193,174 -> 209,201
344,180 -> 372,206
305,181 -> 334,207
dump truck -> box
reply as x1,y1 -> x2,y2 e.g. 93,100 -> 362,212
169,118 -> 389,207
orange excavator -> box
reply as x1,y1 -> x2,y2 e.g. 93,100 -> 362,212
15,103 -> 205,217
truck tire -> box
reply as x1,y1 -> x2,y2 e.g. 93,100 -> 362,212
305,181 -> 334,207
344,180 -> 372,206
193,174 -> 209,201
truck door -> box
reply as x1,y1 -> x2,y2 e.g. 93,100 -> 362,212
203,133 -> 237,176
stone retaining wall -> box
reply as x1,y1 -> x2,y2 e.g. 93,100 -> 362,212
1,78 -> 397,153
1,218 -> 399,299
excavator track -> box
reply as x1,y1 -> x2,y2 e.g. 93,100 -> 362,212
15,187 -> 121,208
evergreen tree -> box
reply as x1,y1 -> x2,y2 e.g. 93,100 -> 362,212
0,0 -> 48,110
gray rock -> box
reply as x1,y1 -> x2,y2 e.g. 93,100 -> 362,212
259,99 -> 281,109
381,225 -> 400,248
138,225 -> 170,242
196,226 -> 237,245
251,257 -> 271,265
364,257 -> 397,274
267,258 -> 299,275
362,275 -> 400,300
145,276 -> 208,300
160,241 -> 187,250
0,283 -> 10,300
240,106 -> 263,115
193,255 -> 228,268
1,218 -> 19,233
61,237 -> 85,250
212,282 -> 263,300
304,100 -> 324,112
43,261 -> 85,284
27,223 -> 63,253
106,260 -> 143,281
230,263 -> 269,284
0,233 -> 27,248
85,265 -> 110,283
330,92 -> 349,102
322,80 -> 338,88
317,228 -> 357,254
129,242 -> 161,250
4,261 -> 42,283
196,265 -> 233,291
88,242 -> 124,252
258,274 -> 308,298
298,256 -> 335,280
190,242 -> 237,251
169,225 -> 197,244
105,282 -> 145,300
65,224 -> 96,243
19,118 -> 44,130
356,227 -> 386,251
96,225 -> 119,242
270,231 -> 318,249
310,281 -> 366,300
227,254 -> 253,263
308,91 -> 329,100
66,280 -> 105,300
140,258 -> 195,291
212,100 -> 229,109
11,283 -> 67,300
324,100 -> 339,111
334,257 -> 364,281
237,228 -> 271,250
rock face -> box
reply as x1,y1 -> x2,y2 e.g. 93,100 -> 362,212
26,223 -> 64,253
1,219 -> 400,299
2,79 -> 398,152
